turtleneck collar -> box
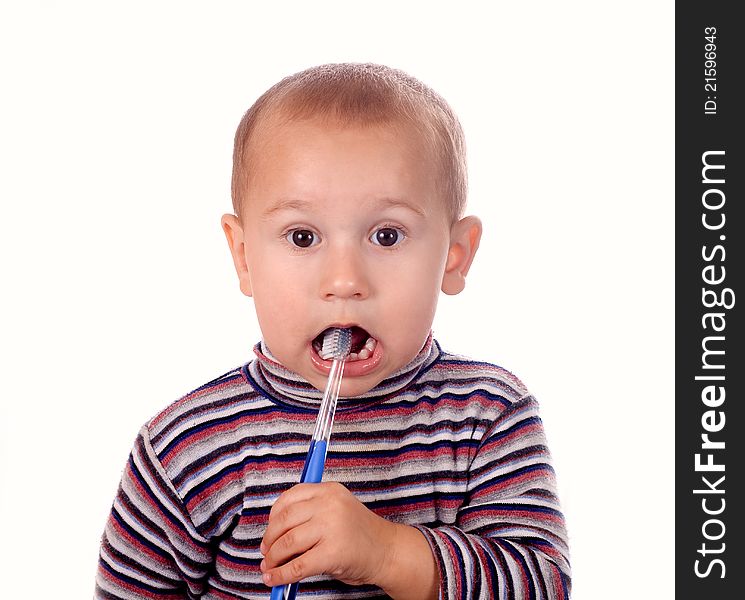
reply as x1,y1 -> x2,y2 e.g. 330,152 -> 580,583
245,332 -> 440,411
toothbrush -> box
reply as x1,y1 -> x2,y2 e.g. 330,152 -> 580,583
270,327 -> 352,600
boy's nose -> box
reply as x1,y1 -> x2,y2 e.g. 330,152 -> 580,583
319,247 -> 370,300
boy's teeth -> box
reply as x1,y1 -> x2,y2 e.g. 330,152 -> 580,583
357,348 -> 371,359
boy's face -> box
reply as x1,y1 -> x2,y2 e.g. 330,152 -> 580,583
223,117 -> 480,397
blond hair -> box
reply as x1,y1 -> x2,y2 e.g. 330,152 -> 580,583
231,63 -> 467,223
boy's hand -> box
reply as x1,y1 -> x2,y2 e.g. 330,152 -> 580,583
260,482 -> 396,587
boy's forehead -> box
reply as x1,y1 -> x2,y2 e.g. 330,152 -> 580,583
237,111 -> 454,225
247,115 -> 431,181
240,123 -> 448,226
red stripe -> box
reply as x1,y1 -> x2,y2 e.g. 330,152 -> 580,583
150,378 -> 240,430
471,467 -> 553,500
126,461 -> 197,549
472,537 -> 496,594
109,514 -> 171,567
162,412 -> 318,468
99,563 -> 183,599
439,531 -> 465,598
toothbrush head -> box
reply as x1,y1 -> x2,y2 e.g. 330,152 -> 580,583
319,328 -> 353,360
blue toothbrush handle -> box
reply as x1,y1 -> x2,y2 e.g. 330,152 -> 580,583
270,585 -> 285,600
302,440 -> 327,484
270,441 -> 328,600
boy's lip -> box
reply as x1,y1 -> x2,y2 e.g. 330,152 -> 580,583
309,334 -> 383,377
312,322 -> 365,338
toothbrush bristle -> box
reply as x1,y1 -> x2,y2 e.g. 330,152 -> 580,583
319,328 -> 352,360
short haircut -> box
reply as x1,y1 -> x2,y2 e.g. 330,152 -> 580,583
231,63 -> 467,223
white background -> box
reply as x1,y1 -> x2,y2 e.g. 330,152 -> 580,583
0,2 -> 673,598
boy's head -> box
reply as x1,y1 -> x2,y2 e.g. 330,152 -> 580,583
222,63 -> 481,396
230,63 -> 468,225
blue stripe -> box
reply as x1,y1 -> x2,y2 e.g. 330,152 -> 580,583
99,559 -> 180,596
128,451 -> 187,534
110,506 -> 172,561
501,539 -> 537,600
160,405 -> 280,460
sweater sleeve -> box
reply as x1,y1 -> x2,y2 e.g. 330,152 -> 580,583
95,426 -> 215,599
415,395 -> 571,600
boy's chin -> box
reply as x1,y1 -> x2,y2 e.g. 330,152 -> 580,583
336,374 -> 388,398
301,367 -> 381,398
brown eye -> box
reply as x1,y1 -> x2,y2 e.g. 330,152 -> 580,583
372,227 -> 403,247
287,229 -> 317,248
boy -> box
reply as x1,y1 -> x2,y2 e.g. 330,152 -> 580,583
96,63 -> 570,599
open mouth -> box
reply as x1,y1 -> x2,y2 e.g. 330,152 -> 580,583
312,325 -> 378,362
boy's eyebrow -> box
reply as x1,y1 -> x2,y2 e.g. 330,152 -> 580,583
261,198 -> 312,218
261,197 -> 427,218
376,197 -> 427,218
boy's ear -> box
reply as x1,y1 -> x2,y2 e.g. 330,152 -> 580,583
441,215 -> 482,295
220,214 -> 253,297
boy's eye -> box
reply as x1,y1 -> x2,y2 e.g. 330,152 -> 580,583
287,229 -> 318,248
371,227 -> 404,247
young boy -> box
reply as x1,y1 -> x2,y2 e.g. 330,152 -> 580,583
96,63 -> 570,600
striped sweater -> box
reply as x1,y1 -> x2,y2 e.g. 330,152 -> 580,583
96,336 -> 570,599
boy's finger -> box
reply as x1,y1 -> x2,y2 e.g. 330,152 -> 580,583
262,546 -> 326,588
261,498 -> 314,553
267,483 -> 321,520
270,481 -> 338,514
261,521 -> 319,570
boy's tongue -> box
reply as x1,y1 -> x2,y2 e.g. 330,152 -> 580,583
349,327 -> 369,352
